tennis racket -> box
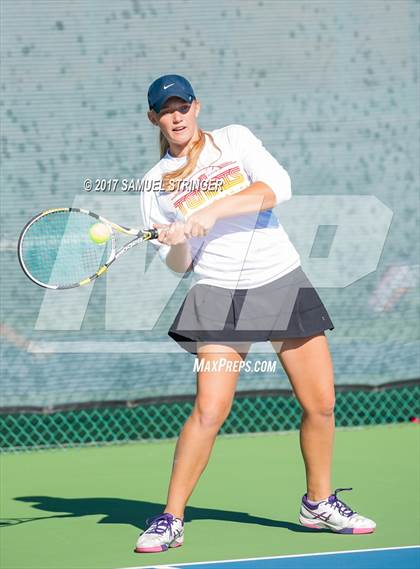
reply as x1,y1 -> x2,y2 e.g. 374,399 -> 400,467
18,208 -> 159,290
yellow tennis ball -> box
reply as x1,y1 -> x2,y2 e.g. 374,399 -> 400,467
89,222 -> 111,244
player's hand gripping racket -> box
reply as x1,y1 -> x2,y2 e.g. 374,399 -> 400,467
18,208 -> 159,289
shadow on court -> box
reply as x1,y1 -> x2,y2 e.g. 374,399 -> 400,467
1,495 -> 329,533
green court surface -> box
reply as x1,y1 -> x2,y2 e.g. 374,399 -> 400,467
1,423 -> 418,569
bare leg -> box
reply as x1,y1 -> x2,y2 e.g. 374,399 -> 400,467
164,342 -> 250,518
272,333 -> 335,501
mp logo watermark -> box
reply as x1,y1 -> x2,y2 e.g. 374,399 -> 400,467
29,193 -> 393,354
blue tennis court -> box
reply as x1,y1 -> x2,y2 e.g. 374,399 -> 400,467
131,546 -> 420,569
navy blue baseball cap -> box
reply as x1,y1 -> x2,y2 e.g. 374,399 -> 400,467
147,74 -> 196,113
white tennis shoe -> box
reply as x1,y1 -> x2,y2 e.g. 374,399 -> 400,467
135,512 -> 184,553
299,487 -> 376,534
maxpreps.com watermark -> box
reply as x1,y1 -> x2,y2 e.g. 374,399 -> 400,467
83,178 -> 223,192
193,358 -> 277,373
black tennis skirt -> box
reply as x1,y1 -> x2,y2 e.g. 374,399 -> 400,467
168,265 -> 334,354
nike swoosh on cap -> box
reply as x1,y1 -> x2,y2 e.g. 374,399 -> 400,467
163,83 -> 175,89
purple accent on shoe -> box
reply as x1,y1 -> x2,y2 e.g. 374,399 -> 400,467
336,527 -> 374,534
144,513 -> 176,536
328,488 -> 356,517
335,487 -> 353,493
337,527 -> 356,534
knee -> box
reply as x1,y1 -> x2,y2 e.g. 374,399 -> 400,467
303,398 -> 335,418
193,400 -> 232,430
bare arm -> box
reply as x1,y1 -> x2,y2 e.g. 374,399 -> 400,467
166,242 -> 193,273
154,222 -> 193,273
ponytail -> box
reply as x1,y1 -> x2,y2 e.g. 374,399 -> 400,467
160,129 -> 220,191
159,131 -> 170,159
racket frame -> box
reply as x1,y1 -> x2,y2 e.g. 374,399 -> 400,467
18,207 -> 158,289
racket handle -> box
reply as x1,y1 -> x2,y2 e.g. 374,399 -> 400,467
144,228 -> 160,240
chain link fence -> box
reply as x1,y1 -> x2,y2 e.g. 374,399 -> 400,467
1,384 -> 418,451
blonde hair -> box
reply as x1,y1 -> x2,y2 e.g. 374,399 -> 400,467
160,129 -> 220,191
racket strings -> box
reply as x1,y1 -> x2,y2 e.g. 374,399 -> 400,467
21,211 -> 113,287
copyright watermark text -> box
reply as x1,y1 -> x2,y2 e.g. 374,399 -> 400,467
83,178 -> 224,193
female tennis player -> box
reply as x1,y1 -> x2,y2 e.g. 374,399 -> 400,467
135,75 -> 375,553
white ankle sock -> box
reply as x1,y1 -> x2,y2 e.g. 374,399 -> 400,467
306,496 -> 328,505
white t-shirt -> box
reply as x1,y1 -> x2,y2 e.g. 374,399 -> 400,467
139,124 -> 301,289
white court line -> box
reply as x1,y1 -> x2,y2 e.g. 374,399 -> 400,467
117,544 -> 420,569
139,565 -> 177,569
